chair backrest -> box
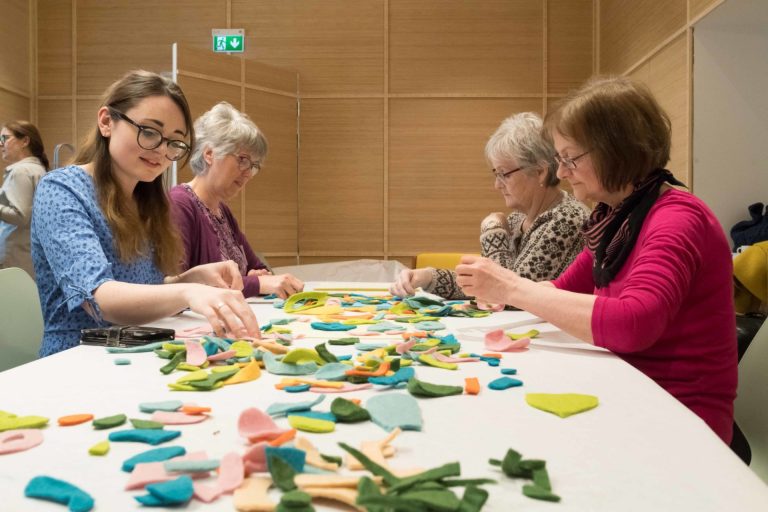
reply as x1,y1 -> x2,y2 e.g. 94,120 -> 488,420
0,267 -> 44,372
734,318 -> 768,483
415,253 -> 474,270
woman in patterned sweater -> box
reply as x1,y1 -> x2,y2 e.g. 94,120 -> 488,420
390,113 -> 589,299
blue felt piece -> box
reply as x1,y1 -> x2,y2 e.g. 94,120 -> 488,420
266,395 -> 326,417
284,384 -> 311,393
202,336 -> 231,352
109,429 -> 181,445
314,363 -> 350,381
139,400 -> 183,413
263,351 -> 318,376
265,446 -> 306,472
373,312 -> 386,320
368,367 -> 415,387
436,333 -> 459,344
202,340 -> 218,356
273,299 -> 285,309
367,322 -> 404,333
375,303 -> 391,310
412,321 -> 447,331
122,446 -> 187,472
417,305 -> 453,317
106,341 -> 166,353
354,342 -> 389,351
24,475 -> 95,512
113,358 -> 131,365
287,411 -> 337,423
365,393 -> 423,432
271,318 -> 291,325
264,294 -> 279,300
135,475 -> 194,506
501,368 -> 518,375
164,459 -> 220,473
471,354 -> 501,367
337,354 -> 352,361
310,322 -> 357,332
488,377 -> 524,390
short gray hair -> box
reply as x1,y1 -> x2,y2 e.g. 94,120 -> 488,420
484,112 -> 559,187
188,101 -> 268,176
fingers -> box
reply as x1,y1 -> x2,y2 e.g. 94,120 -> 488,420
213,295 -> 260,339
226,261 -> 244,290
459,254 -> 480,266
389,270 -> 415,297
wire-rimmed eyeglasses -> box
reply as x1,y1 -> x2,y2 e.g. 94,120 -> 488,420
492,166 -> 523,181
554,150 -> 590,170
235,155 -> 262,177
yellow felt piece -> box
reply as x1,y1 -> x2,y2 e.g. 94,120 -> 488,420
0,415 -> 49,432
417,354 -> 457,370
399,359 -> 413,367
389,302 -> 412,315
294,437 -> 340,472
88,440 -> 110,456
339,319 -> 378,325
298,305 -> 343,316
282,348 -> 325,366
265,327 -> 292,334
346,306 -> 377,313
233,476 -> 275,512
0,411 -> 16,419
175,363 -> 201,372
162,343 -> 187,353
168,382 -> 224,391
230,341 -> 254,358
278,378 -> 344,389
211,364 -> 240,373
288,415 -> 336,433
525,393 -> 599,418
224,359 -> 262,385
175,370 -> 209,383
507,329 -> 540,340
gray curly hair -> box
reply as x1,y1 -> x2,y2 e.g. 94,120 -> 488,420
188,101 -> 268,176
484,112 -> 559,187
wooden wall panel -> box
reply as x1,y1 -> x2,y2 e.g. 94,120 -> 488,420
0,0 -> 30,96
232,0 -> 384,95
243,90 -> 298,256
245,60 -> 298,96
76,0 -> 227,95
690,0 -> 722,21
548,0 -> 593,95
389,98 -> 541,255
74,99 -> 99,148
299,99 -> 384,255
38,0 -> 72,96
0,90 -> 30,127
37,99 -> 73,163
600,0 -> 686,74
389,0 -> 543,95
177,46 -> 241,84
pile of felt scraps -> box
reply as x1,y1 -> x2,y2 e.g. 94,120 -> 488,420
489,448 -> 561,502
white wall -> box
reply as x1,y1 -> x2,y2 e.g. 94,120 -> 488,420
693,0 -> 768,243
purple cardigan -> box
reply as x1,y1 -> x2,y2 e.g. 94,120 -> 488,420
169,185 -> 267,297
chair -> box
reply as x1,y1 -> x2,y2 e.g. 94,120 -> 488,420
415,253 -> 475,270
0,267 -> 44,372
733,318 -> 768,483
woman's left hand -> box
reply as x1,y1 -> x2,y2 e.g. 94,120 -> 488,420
455,255 -> 518,305
175,260 -> 244,290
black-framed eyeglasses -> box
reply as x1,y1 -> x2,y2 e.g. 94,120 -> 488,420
108,108 -> 190,161
554,150 -> 590,170
0,134 -> 14,146
492,166 -> 523,181
235,155 -> 261,177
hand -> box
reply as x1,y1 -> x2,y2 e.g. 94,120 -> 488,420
482,212 -> 509,232
389,268 -> 433,297
248,268 -> 272,277
177,260 -> 244,290
455,255 -> 518,305
184,285 -> 260,339
257,273 -> 304,299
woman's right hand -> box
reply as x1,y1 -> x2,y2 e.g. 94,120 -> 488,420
184,285 -> 260,339
389,268 -> 433,297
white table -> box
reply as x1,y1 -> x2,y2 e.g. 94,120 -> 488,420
1,282 -> 766,511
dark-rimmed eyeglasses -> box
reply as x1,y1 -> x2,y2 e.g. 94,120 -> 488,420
108,108 -> 190,161
235,155 -> 261,177
0,134 -> 14,146
554,150 -> 590,170
492,166 -> 523,181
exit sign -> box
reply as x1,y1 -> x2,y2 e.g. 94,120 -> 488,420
212,29 -> 245,53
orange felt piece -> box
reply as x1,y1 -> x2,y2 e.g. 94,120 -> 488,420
345,361 -> 390,377
464,377 -> 480,395
181,405 -> 211,415
224,359 -> 261,385
267,429 -> 297,447
401,331 -> 428,339
482,353 -> 503,359
349,398 -> 362,406
57,414 -> 94,426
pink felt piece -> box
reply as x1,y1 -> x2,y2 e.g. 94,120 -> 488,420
484,330 -> 531,352
476,302 -> 505,312
385,330 -> 405,335
151,411 -> 208,425
432,353 -> 480,363
207,349 -> 237,361
242,442 -> 268,474
193,482 -> 222,503
126,452 -> 210,490
310,383 -> 372,393
177,325 -> 214,339
396,340 -> 417,354
276,334 -> 293,343
185,340 -> 208,366
238,408 -> 290,443
0,429 -> 43,455
217,451 -> 245,493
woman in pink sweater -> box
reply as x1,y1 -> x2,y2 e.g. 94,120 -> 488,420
456,76 -> 737,444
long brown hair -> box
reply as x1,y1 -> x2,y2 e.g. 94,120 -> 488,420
74,70 -> 194,275
4,120 -> 49,170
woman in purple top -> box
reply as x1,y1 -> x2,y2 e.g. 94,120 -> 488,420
456,76 -> 737,444
170,102 -> 303,299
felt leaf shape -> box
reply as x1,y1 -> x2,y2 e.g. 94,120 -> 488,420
238,408 -> 291,443
282,348 -> 326,366
484,329 -> 530,352
366,393 -> 423,432
525,393 -> 599,418
184,340 -> 207,366
223,359 -> 261,385
232,477 -> 275,511
0,414 -> 49,432
24,476 -> 94,512
283,291 -> 328,313
0,429 -> 44,455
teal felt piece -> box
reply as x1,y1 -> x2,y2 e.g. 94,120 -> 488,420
366,393 -> 423,431
501,368 -> 518,375
135,475 -> 194,506
310,321 -> 356,331
287,410 -> 337,423
164,459 -> 220,473
314,363 -> 349,381
108,429 -> 181,445
284,384 -> 311,393
367,322 -> 405,333
24,476 -> 94,512
122,446 -> 186,472
139,400 -> 183,413
412,321 -> 447,331
354,342 -> 389,351
488,377 -> 524,390
368,367 -> 415,387
266,395 -> 326,417
262,351 -> 318,376
265,446 -> 306,472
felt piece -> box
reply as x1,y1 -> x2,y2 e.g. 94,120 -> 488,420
459,486 -> 490,512
412,321 -> 447,331
309,383 -> 372,393
266,446 -> 307,474
475,302 -> 505,312
242,442 -> 269,474
328,337 -> 359,345
230,340 -> 255,358
187,368 -> 238,390
289,411 -> 337,423
267,455 -> 298,492
310,321 -> 357,331
192,482 -> 222,504
108,429 -> 181,445
295,474 -> 372,489
314,342 -> 339,363
232,476 -> 275,511
299,304 -> 344,316
284,291 -> 328,313
106,341 -> 166,353
525,393 -> 599,418
367,322 -> 405,333
122,446 -> 187,472
287,415 -> 336,433
431,352 -> 479,364
303,486 -> 361,510
92,414 -> 127,430
180,405 -> 211,415
135,475 -> 194,506
406,378 -> 464,398
207,349 -> 236,361
164,459 -> 220,473
464,377 -> 481,395
368,367 -> 415,387
488,377 -> 524,390
151,411 -> 208,425
501,368 -> 518,375
276,490 -> 313,512
395,339 -> 417,354
57,414 -> 94,427
24,476 -> 94,512
0,429 -> 44,454
175,370 -> 209,383
294,437 -> 341,472
263,351 -> 318,376
353,342 -> 389,351
330,397 -> 371,423
159,350 -> 186,375
238,407 -> 292,443
87,440 -> 109,456
508,329 -> 539,340
339,439 -> 400,481
162,342 -> 188,352
217,451 -> 245,493
0,414 -> 49,432
417,354 -> 457,370
282,348 -> 326,366
125,452 -> 209,490
139,400 -> 183,413
265,395 -> 325,418
276,378 -> 343,390
176,362 -> 206,372
314,362 -> 349,381
114,358 -> 131,365
484,329 -> 531,352
224,359 -> 262,385
285,384 -> 311,393
366,393 -> 423,432
268,429 -> 297,447
184,340 -> 207,366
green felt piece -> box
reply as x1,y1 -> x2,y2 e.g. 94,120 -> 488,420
175,370 -> 209,383
366,393 -> 423,432
129,418 -> 164,430
276,490 -> 315,512
92,414 -> 127,430
314,343 -> 338,363
399,488 -> 461,511
531,466 -> 552,490
159,350 -> 186,375
522,483 -> 561,502
458,486 -> 490,512
88,440 -> 110,456
113,358 -> 131,365
188,368 -> 238,390
406,378 -> 464,398
339,442 -> 399,487
287,415 -> 335,433
166,383 -> 198,392
153,349 -> 173,359
388,462 -> 461,493
0,414 -> 49,432
139,400 -> 183,413
507,329 -> 539,340
499,448 -> 527,478
442,478 -> 497,488
282,348 -> 326,366
268,454 -> 298,492
230,340 -> 254,358
328,337 -> 359,346
525,393 -> 599,418
24,475 -> 94,512
330,397 -> 370,423
176,362 -> 205,372
283,291 -> 328,313
319,453 -> 342,466
417,354 -> 457,370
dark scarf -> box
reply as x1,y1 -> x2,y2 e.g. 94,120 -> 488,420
583,168 -> 686,288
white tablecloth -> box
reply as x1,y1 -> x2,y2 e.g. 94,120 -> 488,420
1,282 -> 766,511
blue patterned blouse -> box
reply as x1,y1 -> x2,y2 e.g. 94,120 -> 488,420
31,166 -> 165,356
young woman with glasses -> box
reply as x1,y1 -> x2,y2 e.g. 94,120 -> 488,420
31,71 -> 261,357
456,76 -> 737,445
169,101 -> 303,299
